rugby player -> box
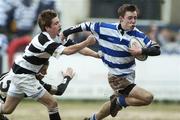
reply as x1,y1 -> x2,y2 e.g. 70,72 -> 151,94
0,63 -> 74,120
61,4 -> 161,120
0,9 -> 97,120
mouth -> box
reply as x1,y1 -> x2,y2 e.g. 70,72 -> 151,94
57,28 -> 61,36
58,28 -> 61,32
131,25 -> 135,29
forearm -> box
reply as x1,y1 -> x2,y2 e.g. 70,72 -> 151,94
63,25 -> 83,37
40,76 -> 71,95
142,46 -> 161,56
79,47 -> 100,58
63,22 -> 92,37
55,76 -> 71,95
39,80 -> 52,92
62,39 -> 90,55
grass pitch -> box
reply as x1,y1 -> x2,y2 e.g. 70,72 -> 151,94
6,100 -> 180,120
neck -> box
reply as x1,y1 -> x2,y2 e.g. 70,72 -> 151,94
118,24 -> 125,35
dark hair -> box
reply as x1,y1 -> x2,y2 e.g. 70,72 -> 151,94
38,9 -> 57,31
117,4 -> 139,17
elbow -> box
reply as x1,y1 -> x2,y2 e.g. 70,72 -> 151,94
151,47 -> 161,56
157,49 -> 161,55
55,90 -> 64,96
67,50 -> 77,55
63,48 -> 77,55
65,51 -> 73,55
155,47 -> 161,56
55,86 -> 66,96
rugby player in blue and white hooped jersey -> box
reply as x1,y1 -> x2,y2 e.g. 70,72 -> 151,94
61,4 -> 161,120
0,10 -> 97,120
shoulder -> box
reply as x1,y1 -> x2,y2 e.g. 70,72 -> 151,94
36,32 -> 52,45
127,27 -> 146,38
98,22 -> 117,30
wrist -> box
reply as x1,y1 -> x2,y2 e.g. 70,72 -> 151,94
63,25 -> 82,37
63,76 -> 71,82
63,30 -> 69,37
142,48 -> 148,55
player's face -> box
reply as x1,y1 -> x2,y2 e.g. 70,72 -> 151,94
48,16 -> 62,38
120,11 -> 137,30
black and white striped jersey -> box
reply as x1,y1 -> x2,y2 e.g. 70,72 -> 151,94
0,72 -> 10,101
12,32 -> 65,74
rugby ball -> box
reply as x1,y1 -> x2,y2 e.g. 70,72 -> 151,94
129,37 -> 148,61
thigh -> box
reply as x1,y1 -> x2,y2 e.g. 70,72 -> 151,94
108,73 -> 132,95
15,74 -> 46,100
3,95 -> 23,113
37,91 -> 57,107
128,85 -> 152,99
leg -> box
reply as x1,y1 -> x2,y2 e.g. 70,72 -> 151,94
84,74 -> 132,120
84,100 -> 121,120
125,85 -> 153,106
0,95 -> 22,114
37,91 -> 61,120
96,101 -> 111,119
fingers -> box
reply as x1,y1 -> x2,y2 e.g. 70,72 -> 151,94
128,47 -> 142,56
132,42 -> 140,48
87,35 -> 96,45
62,67 -> 75,79
60,32 -> 66,42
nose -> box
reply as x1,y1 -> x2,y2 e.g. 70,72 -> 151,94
132,18 -> 136,24
59,24 -> 62,31
59,23 -> 62,28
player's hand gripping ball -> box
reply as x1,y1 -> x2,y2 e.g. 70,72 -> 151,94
129,37 -> 148,61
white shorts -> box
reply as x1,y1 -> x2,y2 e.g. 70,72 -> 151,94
7,70 -> 46,100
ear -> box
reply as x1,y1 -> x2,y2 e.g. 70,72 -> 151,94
45,26 -> 50,31
119,16 -> 123,22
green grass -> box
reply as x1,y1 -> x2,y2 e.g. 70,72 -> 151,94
6,100 -> 180,120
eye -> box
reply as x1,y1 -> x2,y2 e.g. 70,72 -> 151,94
128,16 -> 133,20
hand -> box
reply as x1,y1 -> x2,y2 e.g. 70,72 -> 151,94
62,67 -> 75,79
128,42 -> 142,56
36,64 -> 48,80
59,32 -> 67,42
86,35 -> 96,46
98,51 -> 103,58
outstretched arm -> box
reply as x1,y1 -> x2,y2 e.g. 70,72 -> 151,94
63,37 -> 100,58
55,67 -> 75,95
39,67 -> 75,96
79,35 -> 100,58
62,36 -> 96,55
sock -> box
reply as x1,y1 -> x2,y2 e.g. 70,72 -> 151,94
117,95 -> 128,108
90,114 -> 97,120
48,107 -> 61,120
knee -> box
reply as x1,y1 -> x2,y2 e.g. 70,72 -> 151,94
144,93 -> 154,105
48,100 -> 58,108
0,103 -> 14,114
3,106 -> 14,114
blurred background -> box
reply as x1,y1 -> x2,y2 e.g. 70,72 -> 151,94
0,0 -> 180,102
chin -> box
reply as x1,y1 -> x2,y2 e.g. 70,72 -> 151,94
130,26 -> 135,30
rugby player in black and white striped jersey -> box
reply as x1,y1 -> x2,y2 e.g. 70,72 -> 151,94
0,9 -> 98,120
0,63 -> 74,120
0,62 -> 75,120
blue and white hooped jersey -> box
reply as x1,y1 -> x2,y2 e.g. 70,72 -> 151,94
80,22 -> 152,76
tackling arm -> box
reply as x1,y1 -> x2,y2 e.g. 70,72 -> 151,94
64,38 -> 99,58
37,67 -> 75,96
39,76 -> 72,95
79,35 -> 100,58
